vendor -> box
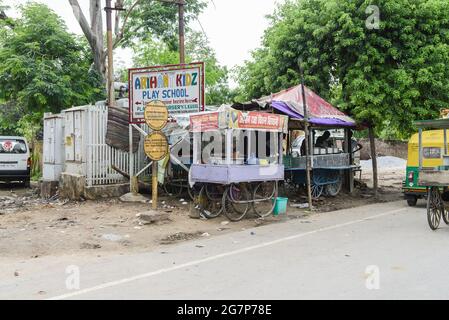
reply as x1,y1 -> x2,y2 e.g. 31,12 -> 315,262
315,131 -> 331,148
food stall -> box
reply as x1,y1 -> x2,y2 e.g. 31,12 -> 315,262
232,84 -> 361,200
189,106 -> 288,221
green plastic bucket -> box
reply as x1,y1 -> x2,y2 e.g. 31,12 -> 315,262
273,197 -> 288,215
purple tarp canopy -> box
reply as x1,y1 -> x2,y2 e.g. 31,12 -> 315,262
233,84 -> 356,128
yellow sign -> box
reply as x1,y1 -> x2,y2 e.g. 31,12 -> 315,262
144,101 -> 168,131
65,136 -> 72,147
144,131 -> 168,161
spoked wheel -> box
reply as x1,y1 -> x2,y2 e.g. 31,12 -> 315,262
187,183 -> 202,201
443,209 -> 449,225
427,187 -> 443,230
311,183 -> 324,200
205,183 -> 227,218
252,181 -> 277,218
223,183 -> 251,221
163,179 -> 184,197
325,176 -> 342,197
198,184 -> 225,219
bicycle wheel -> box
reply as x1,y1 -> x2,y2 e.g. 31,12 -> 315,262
223,183 -> 251,221
311,183 -> 324,200
198,184 -> 224,219
187,183 -> 202,201
427,187 -> 442,230
325,176 -> 342,197
163,179 -> 184,197
204,183 -> 226,218
252,181 -> 277,218
443,209 -> 449,225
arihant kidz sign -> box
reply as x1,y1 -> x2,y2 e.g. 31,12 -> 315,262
129,62 -> 205,123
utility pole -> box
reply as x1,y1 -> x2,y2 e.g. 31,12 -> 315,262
299,59 -> 313,210
178,0 -> 185,64
105,0 -> 115,107
158,0 -> 186,64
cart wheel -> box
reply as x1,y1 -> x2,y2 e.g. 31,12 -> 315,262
427,187 -> 443,230
163,180 -> 184,197
198,184 -> 224,219
205,183 -> 227,218
443,209 -> 449,225
187,184 -> 202,201
406,196 -> 418,207
325,177 -> 342,197
223,183 -> 251,221
311,184 -> 324,200
252,181 -> 277,218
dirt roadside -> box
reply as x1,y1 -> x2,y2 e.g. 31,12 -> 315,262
0,167 -> 404,260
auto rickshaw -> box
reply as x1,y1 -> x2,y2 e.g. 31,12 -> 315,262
403,129 -> 449,206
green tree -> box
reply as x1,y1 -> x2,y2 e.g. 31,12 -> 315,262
133,30 -> 233,105
122,0 -> 207,50
69,0 -> 207,81
236,0 -> 449,139
0,3 -> 103,135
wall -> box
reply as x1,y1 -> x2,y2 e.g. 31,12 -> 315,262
358,138 -> 408,160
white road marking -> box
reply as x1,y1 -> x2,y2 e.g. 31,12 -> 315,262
48,207 -> 406,300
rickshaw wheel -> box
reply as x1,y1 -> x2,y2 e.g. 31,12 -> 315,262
325,176 -> 342,197
163,180 -> 184,197
427,187 -> 443,230
311,184 -> 324,200
198,184 -> 224,219
223,183 -> 251,221
443,209 -> 449,225
187,184 -> 202,201
252,181 -> 277,218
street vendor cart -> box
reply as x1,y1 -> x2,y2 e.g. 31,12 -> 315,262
284,129 -> 359,199
232,84 -> 361,200
415,118 -> 449,230
189,107 -> 289,221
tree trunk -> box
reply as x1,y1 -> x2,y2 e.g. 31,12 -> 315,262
368,126 -> 378,197
68,0 -> 106,82
90,0 -> 105,80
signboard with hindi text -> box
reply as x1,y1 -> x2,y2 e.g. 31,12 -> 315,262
129,62 -> 205,123
144,101 -> 168,131
144,131 -> 168,161
190,109 -> 288,133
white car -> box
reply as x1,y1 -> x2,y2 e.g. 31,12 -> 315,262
0,136 -> 31,187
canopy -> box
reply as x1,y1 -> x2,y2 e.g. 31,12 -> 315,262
232,84 -> 356,128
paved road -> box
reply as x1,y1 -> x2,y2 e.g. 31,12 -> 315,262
1,200 -> 449,300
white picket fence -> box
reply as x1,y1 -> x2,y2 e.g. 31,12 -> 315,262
85,105 -> 150,186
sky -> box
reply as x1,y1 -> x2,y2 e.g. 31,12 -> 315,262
8,0 -> 282,79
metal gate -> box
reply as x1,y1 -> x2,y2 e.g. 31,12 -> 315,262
85,105 -> 150,186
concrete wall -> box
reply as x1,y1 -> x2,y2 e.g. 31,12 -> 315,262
59,173 -> 129,200
358,138 -> 408,160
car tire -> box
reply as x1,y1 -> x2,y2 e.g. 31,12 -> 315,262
407,196 -> 417,207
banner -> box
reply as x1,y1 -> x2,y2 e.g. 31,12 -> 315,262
190,112 -> 220,132
129,62 -> 205,123
190,110 -> 288,133
229,110 -> 287,132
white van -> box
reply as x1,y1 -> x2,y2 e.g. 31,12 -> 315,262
0,136 -> 31,187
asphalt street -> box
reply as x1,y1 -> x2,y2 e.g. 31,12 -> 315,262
1,200 -> 448,300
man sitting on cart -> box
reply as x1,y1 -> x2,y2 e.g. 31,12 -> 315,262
315,131 -> 332,148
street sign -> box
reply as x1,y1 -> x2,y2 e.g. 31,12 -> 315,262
128,62 -> 205,123
144,101 -> 168,131
144,131 -> 168,161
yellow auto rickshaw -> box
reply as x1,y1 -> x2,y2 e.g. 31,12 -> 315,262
403,129 -> 449,206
